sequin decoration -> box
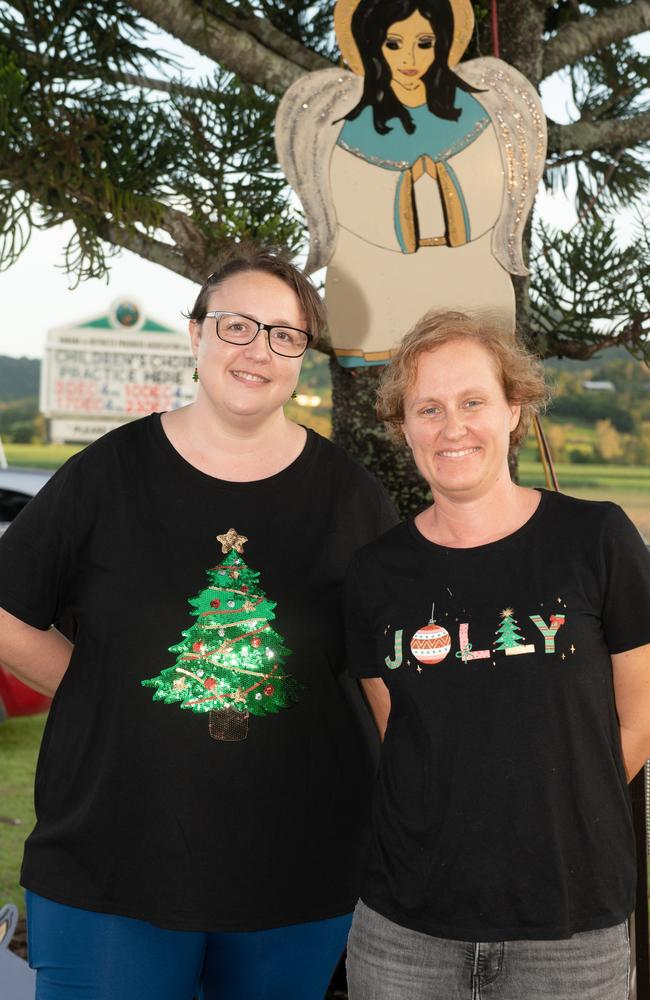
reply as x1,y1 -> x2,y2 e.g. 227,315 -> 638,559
141,536 -> 302,741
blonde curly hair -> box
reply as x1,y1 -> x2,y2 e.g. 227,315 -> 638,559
377,311 -> 549,448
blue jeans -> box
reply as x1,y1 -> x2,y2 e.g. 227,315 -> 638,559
26,891 -> 352,1000
346,900 -> 630,1000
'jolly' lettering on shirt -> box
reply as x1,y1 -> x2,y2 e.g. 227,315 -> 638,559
385,608 -> 567,669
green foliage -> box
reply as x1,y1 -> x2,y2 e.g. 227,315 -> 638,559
0,356 -> 38,401
0,397 -> 39,441
530,216 -> 650,360
0,0 -> 303,283
549,391 -> 635,432
546,40 -> 650,217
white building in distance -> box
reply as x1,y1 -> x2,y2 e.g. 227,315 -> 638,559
40,299 -> 195,444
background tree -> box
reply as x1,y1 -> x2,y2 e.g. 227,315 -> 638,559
0,0 -> 648,513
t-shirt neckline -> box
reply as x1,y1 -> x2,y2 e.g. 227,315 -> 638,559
149,411 -> 316,490
406,488 -> 549,555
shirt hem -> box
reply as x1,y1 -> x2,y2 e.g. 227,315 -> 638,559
359,893 -> 635,942
21,878 -> 357,933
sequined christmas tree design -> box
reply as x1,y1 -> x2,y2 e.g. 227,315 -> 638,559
142,529 -> 301,741
494,608 -> 535,657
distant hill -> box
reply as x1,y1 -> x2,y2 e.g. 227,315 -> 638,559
0,356 -> 40,402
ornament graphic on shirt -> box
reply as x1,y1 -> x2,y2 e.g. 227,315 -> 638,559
410,603 -> 451,665
141,530 -> 301,741
494,608 -> 535,656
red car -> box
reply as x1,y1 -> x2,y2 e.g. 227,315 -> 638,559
0,467 -> 53,721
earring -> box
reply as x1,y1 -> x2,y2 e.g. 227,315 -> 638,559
192,366 -> 199,383
291,390 -> 297,399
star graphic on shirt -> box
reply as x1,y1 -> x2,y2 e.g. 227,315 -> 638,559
570,644 -> 576,654
416,665 -> 422,674
561,653 -> 566,660
500,608 -> 514,618
217,528 -> 248,554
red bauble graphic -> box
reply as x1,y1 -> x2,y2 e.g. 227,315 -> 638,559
210,599 -> 220,608
263,685 -> 275,696
410,621 -> 451,665
251,637 -> 262,648
192,642 -> 205,653
241,586 -> 249,593
204,677 -> 216,690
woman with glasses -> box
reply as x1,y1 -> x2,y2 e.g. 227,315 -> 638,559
0,245 -> 396,1000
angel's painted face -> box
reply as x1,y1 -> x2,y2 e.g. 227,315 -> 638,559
381,10 -> 435,86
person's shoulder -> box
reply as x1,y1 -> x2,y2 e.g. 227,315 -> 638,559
542,488 -> 620,520
308,431 -> 381,486
70,414 -> 158,468
349,519 -> 410,570
541,489 -> 636,537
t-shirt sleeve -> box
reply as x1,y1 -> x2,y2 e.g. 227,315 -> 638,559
345,555 -> 383,678
600,504 -> 650,654
372,481 -> 400,537
0,457 -> 81,629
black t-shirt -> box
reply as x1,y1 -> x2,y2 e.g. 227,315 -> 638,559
0,415 -> 397,931
345,490 -> 650,941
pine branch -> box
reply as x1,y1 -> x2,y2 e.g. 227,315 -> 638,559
547,108 -> 650,154
537,325 -> 648,360
96,219 -> 200,279
12,45 -> 211,98
127,0 -> 311,94
201,1 -> 330,72
542,0 -> 650,79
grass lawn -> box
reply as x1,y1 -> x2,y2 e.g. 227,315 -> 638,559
519,459 -> 650,542
0,714 -> 45,914
3,443 -> 84,470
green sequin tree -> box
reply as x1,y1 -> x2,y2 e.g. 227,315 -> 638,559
142,530 -> 301,740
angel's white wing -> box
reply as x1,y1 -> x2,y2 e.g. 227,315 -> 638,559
457,57 -> 547,276
275,68 -> 363,275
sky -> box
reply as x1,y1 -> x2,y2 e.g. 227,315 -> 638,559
0,28 -> 646,361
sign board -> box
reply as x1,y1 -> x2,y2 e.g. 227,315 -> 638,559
40,300 -> 195,443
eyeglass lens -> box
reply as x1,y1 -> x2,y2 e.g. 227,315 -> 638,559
217,314 -> 308,357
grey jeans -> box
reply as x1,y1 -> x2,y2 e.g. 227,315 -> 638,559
346,900 -> 630,1000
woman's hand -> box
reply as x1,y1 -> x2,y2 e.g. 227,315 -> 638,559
612,642 -> 650,781
0,606 -> 73,697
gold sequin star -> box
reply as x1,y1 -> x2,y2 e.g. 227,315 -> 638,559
217,528 -> 248,554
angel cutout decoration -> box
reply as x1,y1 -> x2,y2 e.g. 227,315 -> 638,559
275,0 -> 547,366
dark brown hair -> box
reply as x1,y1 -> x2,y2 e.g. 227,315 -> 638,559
188,244 -> 325,342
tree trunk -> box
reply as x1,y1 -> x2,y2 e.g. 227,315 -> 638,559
329,360 -> 430,518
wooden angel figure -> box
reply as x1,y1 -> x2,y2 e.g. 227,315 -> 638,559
275,0 -> 547,367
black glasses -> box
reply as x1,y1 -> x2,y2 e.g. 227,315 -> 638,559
204,311 -> 312,358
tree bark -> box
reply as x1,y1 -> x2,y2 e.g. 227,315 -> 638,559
202,1 -> 331,74
495,0 -> 546,85
128,0 -> 307,94
542,0 -> 650,79
548,109 -> 650,156
329,361 -> 430,518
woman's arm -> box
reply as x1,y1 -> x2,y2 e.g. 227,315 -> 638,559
612,642 -> 650,782
361,677 -> 391,742
0,606 -> 73,696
